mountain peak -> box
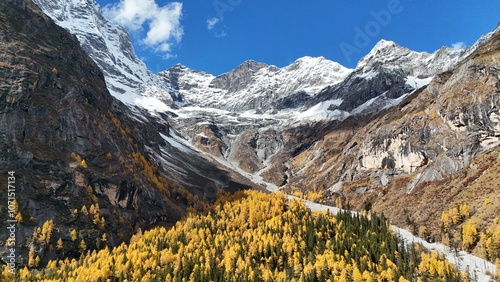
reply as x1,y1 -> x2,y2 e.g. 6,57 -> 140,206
32,0 -> 175,107
373,39 -> 398,49
364,39 -> 407,57
289,56 -> 331,67
354,36 -> 473,82
173,63 -> 187,68
234,60 -> 270,72
168,63 -> 192,72
294,55 -> 326,62
356,39 -> 416,70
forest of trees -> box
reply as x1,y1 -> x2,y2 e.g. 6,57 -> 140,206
3,191 -> 470,281
439,202 -> 500,265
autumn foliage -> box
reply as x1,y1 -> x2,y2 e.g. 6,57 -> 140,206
11,191 -> 465,281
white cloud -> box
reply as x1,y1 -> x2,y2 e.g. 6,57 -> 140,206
450,41 -> 466,51
103,0 -> 183,54
215,31 -> 227,38
207,17 -> 221,30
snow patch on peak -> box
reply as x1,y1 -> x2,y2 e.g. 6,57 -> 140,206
286,56 -> 350,73
373,39 -> 398,50
169,56 -> 353,113
296,99 -> 348,122
356,39 -> 468,79
356,39 -> 413,70
170,63 -> 189,70
291,56 -> 327,64
134,96 -> 171,114
406,76 -> 433,89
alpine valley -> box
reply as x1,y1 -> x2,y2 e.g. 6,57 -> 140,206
1,0 -> 500,280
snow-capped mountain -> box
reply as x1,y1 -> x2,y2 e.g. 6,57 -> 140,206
356,40 -> 465,77
32,0 -> 175,107
306,40 -> 469,116
157,34 -> 499,179
160,39 -> 470,125
31,0 -> 488,123
158,38 -> 481,124
31,0 -> 500,195
8,0 -> 500,276
354,25 -> 500,82
159,57 -> 352,113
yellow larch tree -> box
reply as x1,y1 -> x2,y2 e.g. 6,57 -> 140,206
57,238 -> 63,250
79,239 -> 87,253
70,229 -> 78,241
462,219 -> 478,252
39,219 -> 54,244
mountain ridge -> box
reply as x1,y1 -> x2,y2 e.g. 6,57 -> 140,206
30,0 -> 493,120
31,0 -> 500,187
31,0 -> 177,107
0,0 -> 252,266
270,27 -> 500,258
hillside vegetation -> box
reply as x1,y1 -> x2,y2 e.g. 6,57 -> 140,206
4,191 -> 471,281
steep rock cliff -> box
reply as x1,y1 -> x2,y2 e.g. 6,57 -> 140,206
0,0 -> 250,265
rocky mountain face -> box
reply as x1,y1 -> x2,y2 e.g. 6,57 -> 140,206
157,24 -> 500,248
160,39 -> 474,179
271,24 -> 500,241
160,57 -> 352,112
0,0 -> 250,265
31,0 -> 177,107
30,0 -> 481,183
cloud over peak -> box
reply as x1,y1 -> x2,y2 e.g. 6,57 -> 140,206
450,41 -> 466,51
103,0 -> 183,54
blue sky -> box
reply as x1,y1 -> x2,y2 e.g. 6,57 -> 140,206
96,0 -> 500,75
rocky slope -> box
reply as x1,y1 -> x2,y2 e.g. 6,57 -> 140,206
162,39 -> 474,178
283,24 -> 500,190
0,0 -> 251,266
160,57 -> 352,112
31,0 -> 177,107
274,24 -> 500,249
29,0 -> 481,181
